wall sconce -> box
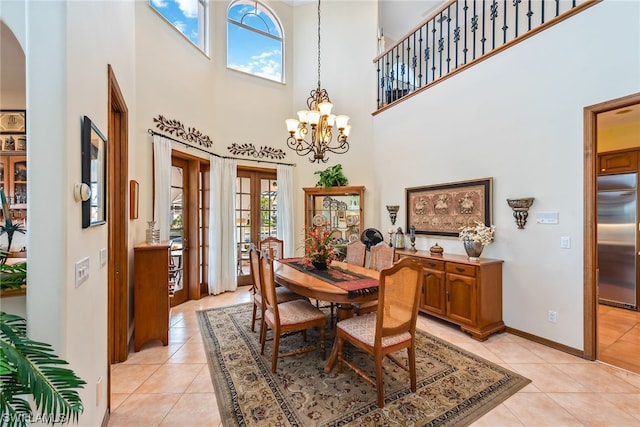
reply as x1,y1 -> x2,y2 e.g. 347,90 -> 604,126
506,198 -> 535,229
386,205 -> 399,225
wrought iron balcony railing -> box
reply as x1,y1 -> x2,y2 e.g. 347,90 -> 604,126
375,0 -> 598,111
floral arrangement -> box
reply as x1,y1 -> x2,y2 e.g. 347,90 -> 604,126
458,220 -> 495,245
304,225 -> 336,265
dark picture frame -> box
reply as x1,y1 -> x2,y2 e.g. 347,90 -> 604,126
0,110 -> 26,134
81,116 -> 107,228
130,180 -> 139,220
405,177 -> 493,237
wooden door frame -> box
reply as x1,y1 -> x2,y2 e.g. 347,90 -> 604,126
583,91 -> 640,360
107,65 -> 129,367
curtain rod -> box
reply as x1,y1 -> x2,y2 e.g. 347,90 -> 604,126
147,129 -> 296,167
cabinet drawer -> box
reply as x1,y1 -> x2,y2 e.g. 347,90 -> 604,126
446,262 -> 476,276
422,259 -> 445,271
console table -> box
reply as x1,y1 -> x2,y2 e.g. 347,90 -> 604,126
395,249 -> 504,341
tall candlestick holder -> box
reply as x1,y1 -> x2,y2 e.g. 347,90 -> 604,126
409,224 -> 417,252
388,228 -> 394,247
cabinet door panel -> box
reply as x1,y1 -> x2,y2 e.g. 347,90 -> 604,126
446,273 -> 477,325
423,268 -> 446,315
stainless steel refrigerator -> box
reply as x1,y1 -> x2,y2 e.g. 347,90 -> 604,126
597,173 -> 638,311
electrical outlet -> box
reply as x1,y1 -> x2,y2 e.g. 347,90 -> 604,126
75,257 -> 90,287
548,310 -> 557,323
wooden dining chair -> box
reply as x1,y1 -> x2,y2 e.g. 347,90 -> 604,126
357,242 -> 396,315
249,245 -> 304,339
259,236 -> 284,260
259,250 -> 326,373
345,239 -> 366,267
327,257 -> 423,408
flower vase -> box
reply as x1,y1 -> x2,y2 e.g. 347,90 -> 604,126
463,239 -> 484,260
311,260 -> 328,270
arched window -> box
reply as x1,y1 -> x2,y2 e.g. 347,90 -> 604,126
227,0 -> 284,83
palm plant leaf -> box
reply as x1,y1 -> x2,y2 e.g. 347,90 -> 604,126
0,261 -> 27,290
0,313 -> 85,427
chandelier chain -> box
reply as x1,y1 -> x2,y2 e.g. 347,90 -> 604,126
317,0 -> 321,89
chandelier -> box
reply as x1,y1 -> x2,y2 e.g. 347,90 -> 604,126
285,0 -> 350,163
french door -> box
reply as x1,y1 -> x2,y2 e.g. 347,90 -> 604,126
236,167 -> 277,286
169,157 -> 190,305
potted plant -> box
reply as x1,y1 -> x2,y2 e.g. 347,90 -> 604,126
0,256 -> 85,426
458,220 -> 495,260
314,164 -> 348,188
303,224 -> 336,270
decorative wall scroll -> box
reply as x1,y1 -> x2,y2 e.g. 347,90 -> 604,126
227,142 -> 286,160
405,178 -> 493,237
153,115 -> 213,148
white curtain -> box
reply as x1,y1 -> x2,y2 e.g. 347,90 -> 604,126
153,135 -> 172,242
208,155 -> 237,295
277,164 -> 295,258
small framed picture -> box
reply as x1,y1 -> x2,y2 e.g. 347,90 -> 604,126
0,110 -> 26,134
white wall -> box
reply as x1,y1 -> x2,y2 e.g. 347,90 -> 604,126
6,1 -> 138,425
372,0 -> 640,350
291,1 -> 378,249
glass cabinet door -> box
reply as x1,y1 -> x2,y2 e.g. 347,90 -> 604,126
303,186 -> 365,253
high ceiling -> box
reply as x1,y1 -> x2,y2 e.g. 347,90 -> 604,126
1,4 -> 638,130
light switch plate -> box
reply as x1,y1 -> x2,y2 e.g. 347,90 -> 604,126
75,257 -> 90,287
560,236 -> 571,249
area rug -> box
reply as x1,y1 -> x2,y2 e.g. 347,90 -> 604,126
197,303 -> 530,427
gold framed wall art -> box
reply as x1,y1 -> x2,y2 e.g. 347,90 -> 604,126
405,178 -> 493,237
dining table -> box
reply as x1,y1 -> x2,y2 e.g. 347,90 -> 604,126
273,258 -> 380,321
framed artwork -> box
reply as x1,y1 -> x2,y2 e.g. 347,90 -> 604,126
130,180 -> 139,220
405,177 -> 493,237
0,110 -> 26,134
81,116 -> 107,228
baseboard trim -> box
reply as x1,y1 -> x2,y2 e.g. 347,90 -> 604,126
505,326 -> 585,359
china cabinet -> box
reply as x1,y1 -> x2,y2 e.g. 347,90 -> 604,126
303,186 -> 365,245
0,154 -> 27,224
395,249 -> 504,341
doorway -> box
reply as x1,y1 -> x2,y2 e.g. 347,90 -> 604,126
584,92 -> 640,374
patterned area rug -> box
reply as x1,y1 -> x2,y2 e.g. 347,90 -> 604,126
197,303 -> 530,427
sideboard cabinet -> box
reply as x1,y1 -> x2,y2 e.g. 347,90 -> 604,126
303,185 -> 365,243
395,249 -> 504,341
0,154 -> 27,225
134,242 -> 171,351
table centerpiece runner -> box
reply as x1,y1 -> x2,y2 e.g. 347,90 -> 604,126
279,258 -> 378,298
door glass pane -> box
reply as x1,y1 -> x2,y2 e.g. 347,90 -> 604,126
170,165 -> 184,293
260,178 -> 277,240
236,176 -> 251,276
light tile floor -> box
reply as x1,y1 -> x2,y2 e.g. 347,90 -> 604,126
598,303 -> 640,374
109,286 -> 640,426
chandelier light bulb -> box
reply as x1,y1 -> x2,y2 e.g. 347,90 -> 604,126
297,110 -> 308,124
318,102 -> 333,116
342,125 -> 351,137
335,115 -> 349,130
285,119 -> 299,133
307,111 -> 320,125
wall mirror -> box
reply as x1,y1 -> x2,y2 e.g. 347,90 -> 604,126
81,115 -> 107,228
